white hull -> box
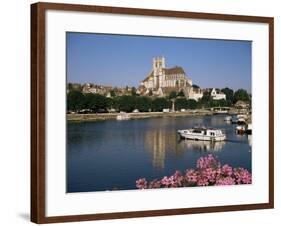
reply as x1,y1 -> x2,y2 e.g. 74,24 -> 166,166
178,129 -> 226,141
116,113 -> 131,120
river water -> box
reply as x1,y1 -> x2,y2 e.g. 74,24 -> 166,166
67,114 -> 252,192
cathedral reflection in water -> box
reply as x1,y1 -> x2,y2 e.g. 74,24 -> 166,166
144,129 -> 227,169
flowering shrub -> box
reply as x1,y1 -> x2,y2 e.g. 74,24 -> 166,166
136,154 -> 251,189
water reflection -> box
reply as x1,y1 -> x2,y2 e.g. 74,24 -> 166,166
248,135 -> 252,147
67,115 -> 252,192
144,129 -> 225,169
179,139 -> 226,151
144,130 -> 178,169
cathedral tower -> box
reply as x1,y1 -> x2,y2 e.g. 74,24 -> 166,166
153,56 -> 165,89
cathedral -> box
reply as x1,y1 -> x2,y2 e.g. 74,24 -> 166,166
139,56 -> 194,97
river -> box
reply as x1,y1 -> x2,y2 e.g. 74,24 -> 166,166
67,114 -> 251,192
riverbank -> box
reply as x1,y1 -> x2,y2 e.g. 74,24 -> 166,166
67,109 -> 214,122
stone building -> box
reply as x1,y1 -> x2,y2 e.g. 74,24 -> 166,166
82,83 -> 112,97
139,56 -> 202,100
140,56 -> 192,95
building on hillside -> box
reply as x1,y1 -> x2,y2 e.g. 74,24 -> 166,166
210,88 -> 226,100
234,100 -> 250,109
186,86 -> 203,101
139,56 -> 193,97
82,83 -> 112,96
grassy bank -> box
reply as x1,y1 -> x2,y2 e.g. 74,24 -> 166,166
67,109 -> 214,122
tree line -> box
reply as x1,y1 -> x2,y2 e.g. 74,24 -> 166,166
67,91 -> 171,113
67,88 -> 250,113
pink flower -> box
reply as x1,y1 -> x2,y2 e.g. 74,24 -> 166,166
135,155 -> 252,190
185,169 -> 198,184
234,168 -> 252,184
196,154 -> 220,170
161,176 -> 171,187
161,171 -> 183,188
201,167 -> 217,183
148,179 -> 162,189
215,176 -> 236,186
136,178 -> 148,189
221,164 -> 233,177
197,176 -> 209,186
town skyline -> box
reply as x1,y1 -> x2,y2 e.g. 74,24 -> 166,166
67,32 -> 252,92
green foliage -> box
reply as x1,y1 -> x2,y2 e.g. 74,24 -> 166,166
221,87 -> 234,102
67,86 -> 248,114
168,91 -> 177,99
131,87 -> 137,96
186,99 -> 198,109
175,98 -> 187,110
201,91 -> 211,102
110,90 -> 116,97
175,98 -> 197,110
151,98 -> 171,112
106,97 -> 114,109
84,93 -> 107,112
114,95 -> 136,112
135,97 -> 151,112
67,91 -> 85,111
233,89 -> 250,103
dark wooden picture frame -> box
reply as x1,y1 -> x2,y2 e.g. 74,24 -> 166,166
31,2 -> 274,224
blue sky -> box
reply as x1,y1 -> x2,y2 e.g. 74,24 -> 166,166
66,32 -> 252,92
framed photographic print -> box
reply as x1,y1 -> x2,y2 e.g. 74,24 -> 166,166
31,2 -> 274,223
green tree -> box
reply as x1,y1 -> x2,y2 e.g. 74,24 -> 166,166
114,95 -> 136,112
168,91 -> 177,99
198,91 -> 211,108
221,87 -> 234,103
67,83 -> 73,91
67,91 -> 85,112
135,96 -> 151,112
110,90 -> 116,97
202,91 -> 211,102
175,98 -> 188,110
84,93 -> 107,113
186,99 -> 198,109
151,98 -> 171,112
131,87 -> 137,96
233,89 -> 250,103
106,97 -> 114,109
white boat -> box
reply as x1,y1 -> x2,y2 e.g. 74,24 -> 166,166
237,114 -> 248,119
237,117 -> 246,124
178,127 -> 226,141
215,110 -> 228,114
246,123 -> 252,134
224,116 -> 232,121
116,112 -> 131,120
235,125 -> 246,134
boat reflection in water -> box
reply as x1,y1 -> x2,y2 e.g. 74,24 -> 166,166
179,139 -> 226,152
247,134 -> 252,147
